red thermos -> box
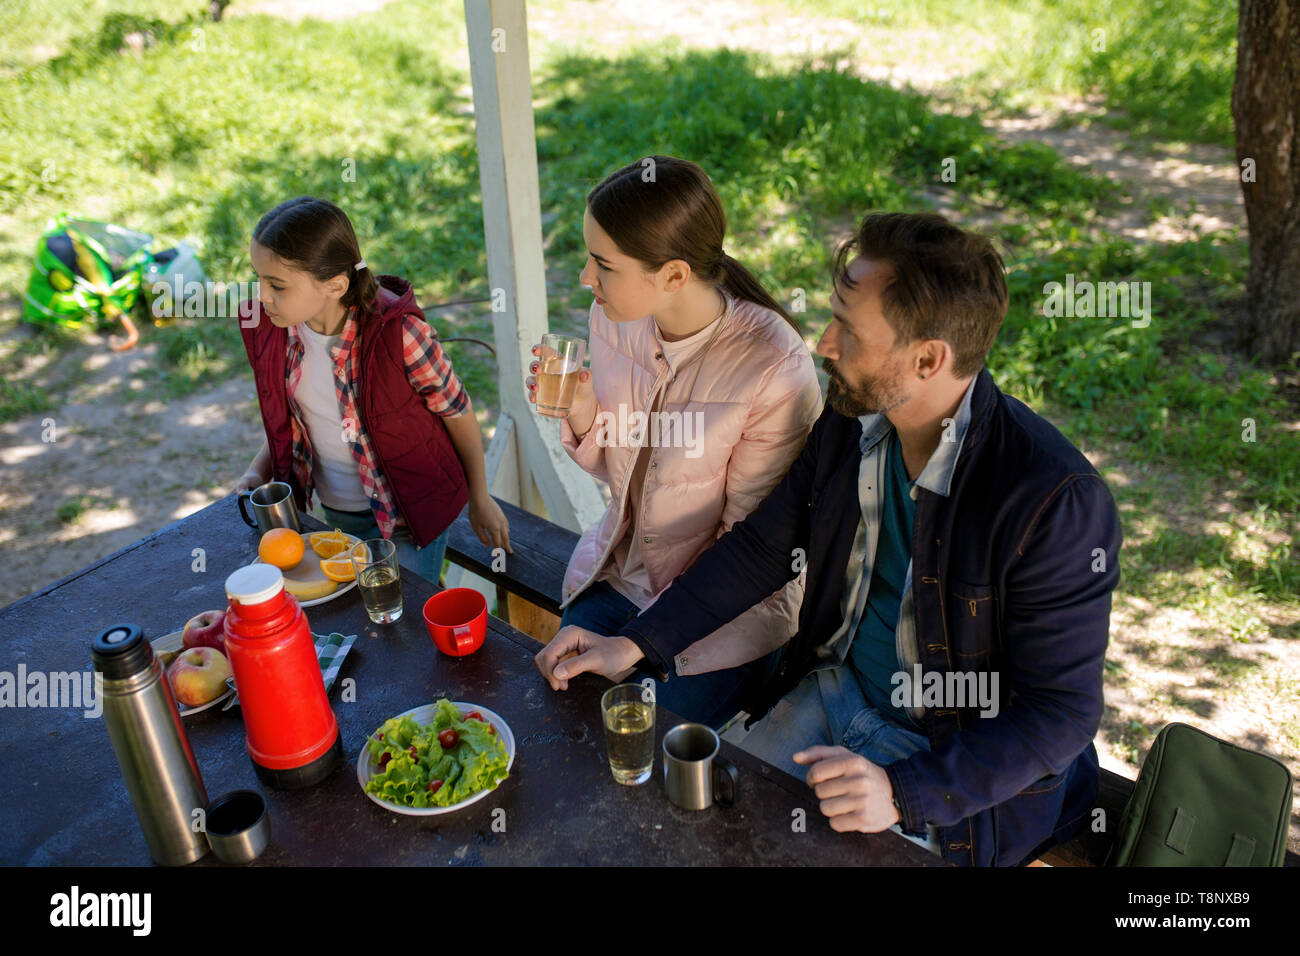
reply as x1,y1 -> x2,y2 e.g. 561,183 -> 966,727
223,564 -> 342,789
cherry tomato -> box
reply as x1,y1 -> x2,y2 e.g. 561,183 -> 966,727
377,733 -> 384,739
438,729 -> 459,749
463,711 -> 484,722
408,746 -> 418,761
488,725 -> 495,735
378,752 -> 391,769
427,779 -> 443,793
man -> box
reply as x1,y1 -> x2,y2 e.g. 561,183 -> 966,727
535,212 -> 1122,867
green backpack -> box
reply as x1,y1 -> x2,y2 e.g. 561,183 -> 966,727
1110,722 -> 1294,867
22,214 -> 156,335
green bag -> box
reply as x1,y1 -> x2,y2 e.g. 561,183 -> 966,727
22,214 -> 156,331
1110,722 -> 1293,867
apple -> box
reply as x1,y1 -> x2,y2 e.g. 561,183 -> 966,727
182,609 -> 227,653
167,647 -> 233,708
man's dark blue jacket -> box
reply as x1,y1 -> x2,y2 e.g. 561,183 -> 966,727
621,368 -> 1122,867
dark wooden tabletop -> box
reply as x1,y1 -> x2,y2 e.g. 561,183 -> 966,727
0,495 -> 940,867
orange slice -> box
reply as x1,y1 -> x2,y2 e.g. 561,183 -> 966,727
321,555 -> 358,583
350,541 -> 371,562
309,530 -> 350,559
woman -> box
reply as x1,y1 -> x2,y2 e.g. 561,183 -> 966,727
527,156 -> 821,727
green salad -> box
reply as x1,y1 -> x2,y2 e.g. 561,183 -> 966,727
364,700 -> 509,809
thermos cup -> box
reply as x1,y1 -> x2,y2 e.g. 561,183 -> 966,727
223,564 -> 342,789
237,481 -> 302,535
662,723 -> 738,811
92,623 -> 210,865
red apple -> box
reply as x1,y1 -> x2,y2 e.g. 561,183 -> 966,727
181,609 -> 227,653
167,647 -> 233,707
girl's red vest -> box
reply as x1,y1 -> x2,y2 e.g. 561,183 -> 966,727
238,276 -> 468,548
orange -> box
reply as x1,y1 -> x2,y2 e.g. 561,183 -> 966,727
320,555 -> 358,583
351,541 -> 370,562
309,530 -> 350,559
258,528 -> 305,570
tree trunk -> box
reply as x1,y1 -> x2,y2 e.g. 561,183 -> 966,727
1233,0 -> 1300,366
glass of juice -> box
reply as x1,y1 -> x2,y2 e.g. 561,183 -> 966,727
600,683 -> 655,785
352,538 -> 402,624
534,334 -> 586,418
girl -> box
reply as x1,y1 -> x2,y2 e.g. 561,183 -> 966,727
527,157 -> 822,727
234,196 -> 509,584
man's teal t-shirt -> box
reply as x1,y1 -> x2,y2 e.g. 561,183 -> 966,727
849,428 -> 918,727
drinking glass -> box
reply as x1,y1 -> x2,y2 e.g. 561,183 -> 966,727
600,683 -> 655,785
352,538 -> 402,624
534,334 -> 586,418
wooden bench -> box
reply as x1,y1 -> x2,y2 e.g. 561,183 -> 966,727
446,496 -> 1299,867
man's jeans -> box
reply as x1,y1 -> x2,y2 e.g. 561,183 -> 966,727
320,505 -> 448,587
729,664 -> 940,853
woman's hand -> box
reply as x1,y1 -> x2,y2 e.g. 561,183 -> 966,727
526,344 -> 597,439
468,491 -> 512,554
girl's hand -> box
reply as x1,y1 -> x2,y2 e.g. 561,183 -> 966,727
468,491 -> 512,554
526,344 -> 597,438
233,470 -> 264,495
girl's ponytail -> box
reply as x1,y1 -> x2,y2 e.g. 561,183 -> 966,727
346,261 -> 379,317
587,157 -> 800,334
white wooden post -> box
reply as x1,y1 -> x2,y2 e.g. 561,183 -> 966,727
449,0 -> 604,596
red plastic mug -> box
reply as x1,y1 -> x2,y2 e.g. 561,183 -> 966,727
422,588 -> 487,657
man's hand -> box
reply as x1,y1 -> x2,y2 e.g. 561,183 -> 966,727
534,626 -> 643,691
793,745 -> 900,833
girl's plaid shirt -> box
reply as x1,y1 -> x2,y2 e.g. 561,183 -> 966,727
283,309 -> 469,538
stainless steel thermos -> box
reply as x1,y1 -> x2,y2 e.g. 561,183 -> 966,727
91,623 -> 210,865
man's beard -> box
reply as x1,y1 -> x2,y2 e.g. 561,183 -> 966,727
823,357 -> 908,417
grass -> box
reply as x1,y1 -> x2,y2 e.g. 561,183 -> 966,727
0,1 -> 1292,690
778,0 -> 1237,144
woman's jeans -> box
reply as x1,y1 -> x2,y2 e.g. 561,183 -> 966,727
320,505 -> 449,587
559,579 -> 779,730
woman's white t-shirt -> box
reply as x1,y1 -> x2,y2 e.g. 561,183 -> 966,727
296,324 -> 371,512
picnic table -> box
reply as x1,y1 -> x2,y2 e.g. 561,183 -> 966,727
0,494 -> 940,867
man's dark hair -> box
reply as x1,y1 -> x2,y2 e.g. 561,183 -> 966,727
831,212 -> 1008,378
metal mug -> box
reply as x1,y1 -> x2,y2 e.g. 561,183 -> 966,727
238,481 -> 301,535
204,790 -> 271,864
662,723 -> 738,811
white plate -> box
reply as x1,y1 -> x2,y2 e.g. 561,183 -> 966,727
250,531 -> 362,608
152,630 -> 235,716
357,702 -> 516,816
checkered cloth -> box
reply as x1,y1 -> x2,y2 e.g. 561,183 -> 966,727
224,631 -> 358,706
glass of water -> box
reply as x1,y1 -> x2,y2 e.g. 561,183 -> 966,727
600,683 -> 656,785
352,538 -> 402,624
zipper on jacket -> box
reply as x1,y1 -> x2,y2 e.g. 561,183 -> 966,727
565,366 -> 673,604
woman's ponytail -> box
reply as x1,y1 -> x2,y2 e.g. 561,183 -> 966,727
716,253 -> 797,331
588,157 -> 800,334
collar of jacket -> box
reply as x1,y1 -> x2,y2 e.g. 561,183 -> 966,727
855,372 -> 980,497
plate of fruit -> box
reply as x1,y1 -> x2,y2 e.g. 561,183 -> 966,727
253,528 -> 367,607
154,610 -> 235,716
357,700 -> 515,816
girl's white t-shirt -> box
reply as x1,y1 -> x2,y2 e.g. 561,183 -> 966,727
296,324 -> 371,512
